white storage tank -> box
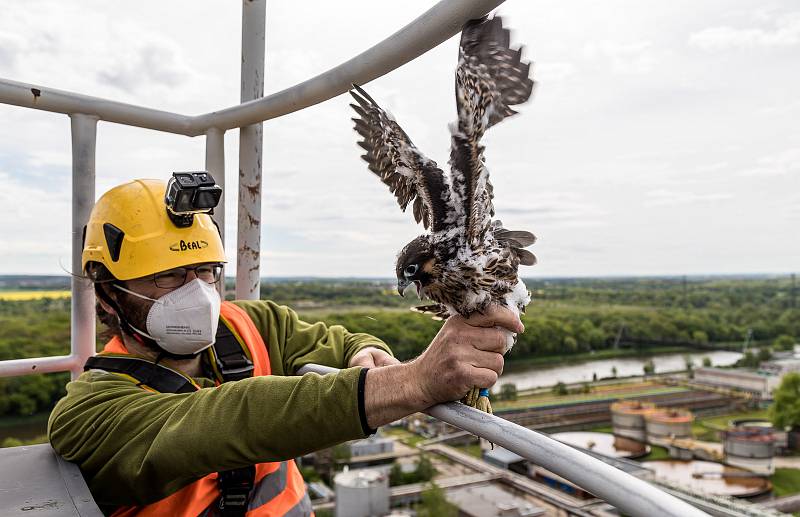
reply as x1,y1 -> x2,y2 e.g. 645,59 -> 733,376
611,401 -> 655,442
645,409 -> 693,446
334,468 -> 390,517
724,426 -> 775,475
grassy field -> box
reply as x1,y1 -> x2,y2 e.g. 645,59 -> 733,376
0,290 -> 70,301
493,382 -> 687,411
692,409 -> 771,442
640,445 -> 671,461
771,468 -> 800,497
454,443 -> 482,458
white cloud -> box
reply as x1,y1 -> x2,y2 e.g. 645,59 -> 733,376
535,61 -> 577,82
645,189 -> 733,206
98,42 -> 192,94
738,148 -> 800,177
689,12 -> 800,50
0,171 -> 71,272
582,40 -> 656,74
757,98 -> 800,115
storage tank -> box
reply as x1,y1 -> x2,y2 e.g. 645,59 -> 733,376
724,427 -> 775,475
610,401 -> 655,442
732,418 -> 788,453
645,409 -> 693,446
334,468 -> 389,517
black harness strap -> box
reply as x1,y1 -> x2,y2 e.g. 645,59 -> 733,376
84,355 -> 197,394
211,322 -> 254,381
84,315 -> 257,516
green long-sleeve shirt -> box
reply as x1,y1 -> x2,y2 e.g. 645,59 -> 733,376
48,300 -> 392,509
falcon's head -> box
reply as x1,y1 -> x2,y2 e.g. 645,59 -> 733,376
396,235 -> 435,298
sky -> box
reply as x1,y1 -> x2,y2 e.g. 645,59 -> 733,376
0,0 -> 798,278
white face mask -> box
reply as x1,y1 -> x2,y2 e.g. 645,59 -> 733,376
115,278 -> 221,356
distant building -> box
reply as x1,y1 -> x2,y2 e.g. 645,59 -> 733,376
406,414 -> 453,437
759,358 -> 800,377
482,447 -> 528,476
446,483 -> 545,517
307,481 -> 334,502
693,367 -> 780,399
529,445 -> 653,500
350,435 -> 395,457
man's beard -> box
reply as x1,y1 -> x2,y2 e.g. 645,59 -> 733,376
116,290 -> 162,354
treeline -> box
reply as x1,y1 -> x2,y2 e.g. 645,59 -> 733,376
0,277 -> 796,418
531,276 -> 798,311
255,279 -> 405,309
0,298 -> 70,418
315,302 -> 798,362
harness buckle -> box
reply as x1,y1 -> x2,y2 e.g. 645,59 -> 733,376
219,357 -> 255,381
219,493 -> 247,509
217,466 -> 255,516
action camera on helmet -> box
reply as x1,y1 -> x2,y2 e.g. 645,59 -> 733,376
165,172 -> 222,228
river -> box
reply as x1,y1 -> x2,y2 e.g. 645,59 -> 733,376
498,350 -> 743,391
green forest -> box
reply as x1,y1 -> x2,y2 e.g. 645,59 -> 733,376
0,275 -> 797,421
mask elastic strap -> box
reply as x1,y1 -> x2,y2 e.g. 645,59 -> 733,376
97,283 -> 160,347
113,284 -> 160,303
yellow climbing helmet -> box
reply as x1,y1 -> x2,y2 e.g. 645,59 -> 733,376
82,178 -> 226,280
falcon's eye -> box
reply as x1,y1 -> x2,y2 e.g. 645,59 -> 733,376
404,264 -> 419,277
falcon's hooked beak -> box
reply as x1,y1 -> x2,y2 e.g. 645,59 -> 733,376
397,279 -> 421,297
397,278 -> 411,297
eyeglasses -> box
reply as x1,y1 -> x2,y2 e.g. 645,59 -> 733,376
153,264 -> 223,288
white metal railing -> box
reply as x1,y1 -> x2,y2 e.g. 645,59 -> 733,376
299,364 -> 708,517
0,1 -> 711,515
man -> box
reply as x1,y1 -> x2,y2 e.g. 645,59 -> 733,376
48,176 -> 521,516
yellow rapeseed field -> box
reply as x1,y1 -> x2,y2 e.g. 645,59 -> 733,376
0,290 -> 71,301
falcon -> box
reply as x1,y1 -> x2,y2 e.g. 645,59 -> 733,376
349,16 -> 536,412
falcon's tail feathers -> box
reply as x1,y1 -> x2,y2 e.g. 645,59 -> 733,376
495,229 -> 536,248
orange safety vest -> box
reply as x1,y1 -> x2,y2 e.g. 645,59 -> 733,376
96,301 -> 313,517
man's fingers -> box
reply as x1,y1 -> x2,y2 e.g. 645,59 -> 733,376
467,326 -> 512,353
353,355 -> 377,368
469,349 -> 504,376
378,355 -> 401,366
464,305 -> 524,333
469,365 -> 499,389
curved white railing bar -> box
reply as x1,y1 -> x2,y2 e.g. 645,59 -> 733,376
0,355 -> 80,377
298,363 -> 710,517
0,0 -> 504,136
0,78 -> 194,135
194,0 -> 505,131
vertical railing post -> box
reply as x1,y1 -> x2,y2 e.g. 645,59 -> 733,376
205,127 -> 226,298
69,114 -> 98,380
236,0 -> 266,300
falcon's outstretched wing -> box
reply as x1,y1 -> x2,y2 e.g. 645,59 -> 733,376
448,16 -> 535,245
350,85 -> 452,232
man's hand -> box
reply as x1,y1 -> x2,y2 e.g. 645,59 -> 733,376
363,304 -> 524,429
349,347 -> 400,368
409,304 -> 523,407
